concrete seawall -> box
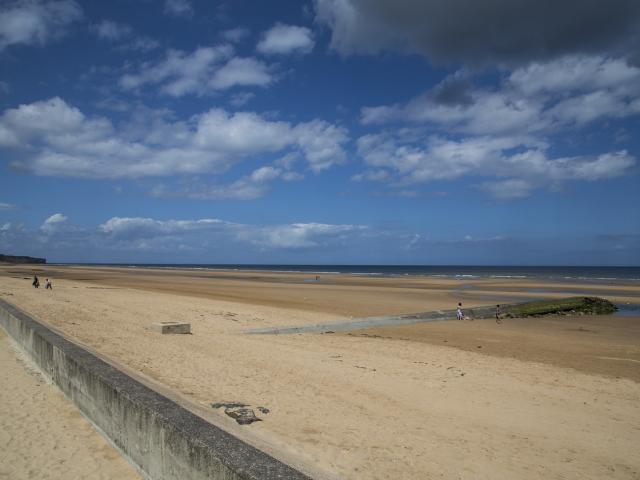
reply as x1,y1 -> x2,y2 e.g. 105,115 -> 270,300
0,298 -> 311,480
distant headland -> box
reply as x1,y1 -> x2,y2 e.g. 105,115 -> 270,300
0,254 -> 46,264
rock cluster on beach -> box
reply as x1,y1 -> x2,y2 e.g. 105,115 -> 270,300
504,297 -> 617,318
211,402 -> 270,425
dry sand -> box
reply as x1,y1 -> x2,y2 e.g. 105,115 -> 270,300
0,328 -> 143,480
0,265 -> 639,479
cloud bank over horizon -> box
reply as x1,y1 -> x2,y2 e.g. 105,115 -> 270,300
2,212 -> 636,265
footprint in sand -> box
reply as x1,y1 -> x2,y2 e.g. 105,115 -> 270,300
354,365 -> 377,372
446,366 -> 466,377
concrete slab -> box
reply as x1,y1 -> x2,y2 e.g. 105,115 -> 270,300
151,322 -> 191,334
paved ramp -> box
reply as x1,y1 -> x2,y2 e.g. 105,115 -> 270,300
246,304 -> 499,335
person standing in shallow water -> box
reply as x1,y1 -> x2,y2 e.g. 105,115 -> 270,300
456,302 -> 463,320
495,304 -> 502,324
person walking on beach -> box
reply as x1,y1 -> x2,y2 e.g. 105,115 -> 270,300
456,302 -> 463,320
45,278 -> 52,290
495,304 -> 502,324
32,275 -> 39,288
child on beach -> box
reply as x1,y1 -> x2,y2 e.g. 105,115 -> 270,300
456,303 -> 463,320
45,279 -> 52,290
32,275 -> 39,288
495,304 -> 502,324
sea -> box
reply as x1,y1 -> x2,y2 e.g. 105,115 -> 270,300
63,264 -> 640,283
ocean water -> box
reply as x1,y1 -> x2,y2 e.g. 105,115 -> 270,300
65,264 -> 640,282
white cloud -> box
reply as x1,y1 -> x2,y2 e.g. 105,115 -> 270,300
351,169 -> 391,182
459,235 -> 506,243
93,20 -> 131,41
361,55 -> 640,136
250,165 -> 281,183
98,216 -> 365,250
314,0 -> 391,56
40,212 -> 68,234
282,171 -> 304,181
120,45 -> 231,92
511,56 -> 640,128
228,91 -> 255,107
208,57 -> 272,90
191,110 -> 347,172
2,213 -> 636,264
192,109 -> 292,153
121,36 -> 160,52
548,90 -> 634,126
0,98 -> 349,181
221,27 -> 250,43
89,20 -> 159,51
43,212 -> 67,223
354,54 -> 640,199
163,0 -> 193,17
553,151 -> 636,181
247,223 -> 364,249
152,166 -> 285,200
99,217 -> 225,239
274,152 -> 301,169
0,124 -> 19,147
0,214 -> 363,259
221,166 -> 282,199
0,0 -> 82,50
0,202 -> 17,210
0,96 -> 85,147
362,86 -> 545,136
257,23 -> 315,55
480,179 -> 534,200
508,56 -> 640,96
292,120 -> 348,172
152,160 -> 306,201
356,132 -> 635,197
91,216 -> 230,253
120,46 -> 273,96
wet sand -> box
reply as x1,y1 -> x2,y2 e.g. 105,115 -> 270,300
0,329 -> 142,480
0,265 -> 639,479
351,315 -> 640,382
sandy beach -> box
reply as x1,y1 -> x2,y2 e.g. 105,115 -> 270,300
1,264 -> 639,479
0,328 -> 143,480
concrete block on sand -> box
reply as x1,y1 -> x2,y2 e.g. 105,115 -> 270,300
151,322 -> 191,334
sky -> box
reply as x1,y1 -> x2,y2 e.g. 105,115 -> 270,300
0,0 -> 639,265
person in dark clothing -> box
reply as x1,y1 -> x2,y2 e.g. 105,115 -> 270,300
32,275 -> 39,288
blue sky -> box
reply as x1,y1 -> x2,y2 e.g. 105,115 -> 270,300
0,0 -> 639,265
